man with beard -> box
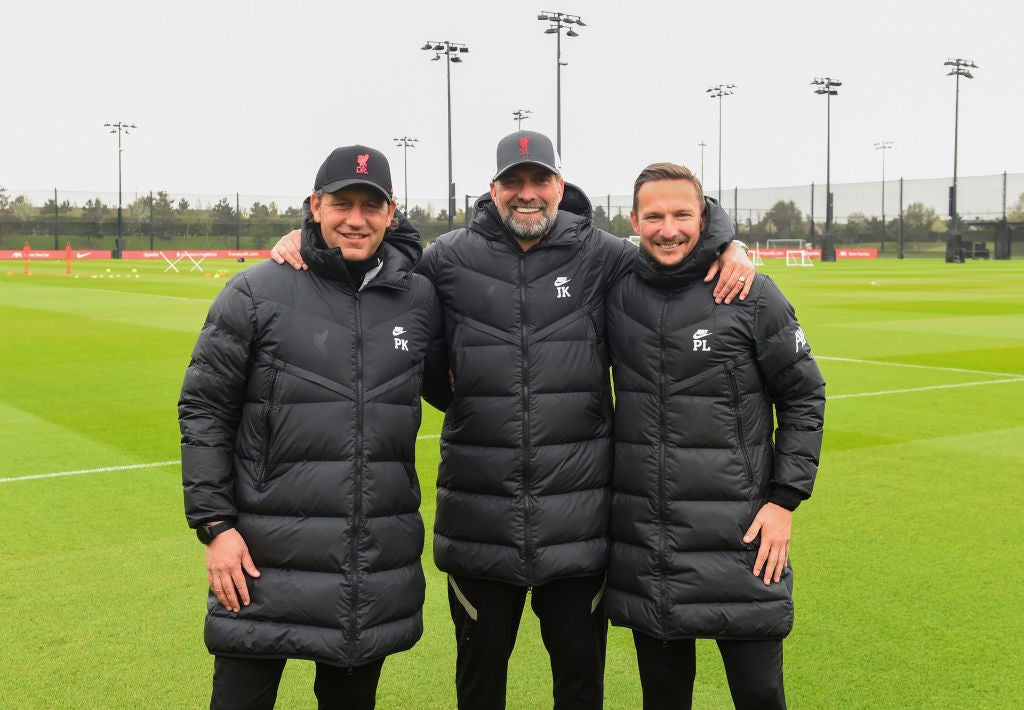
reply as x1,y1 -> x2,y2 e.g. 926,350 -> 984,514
604,162 -> 825,709
271,131 -> 754,709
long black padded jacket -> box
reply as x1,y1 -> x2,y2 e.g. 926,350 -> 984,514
179,220 -> 447,667
418,185 -> 633,586
604,214 -> 825,640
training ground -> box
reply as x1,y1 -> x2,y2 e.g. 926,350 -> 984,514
1,257 -> 1022,708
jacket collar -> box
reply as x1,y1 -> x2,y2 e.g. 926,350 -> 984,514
299,221 -> 412,291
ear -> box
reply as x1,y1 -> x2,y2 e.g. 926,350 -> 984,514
386,201 -> 398,222
489,181 -> 498,200
555,176 -> 565,202
310,192 -> 323,223
630,210 -> 641,235
700,207 -> 709,233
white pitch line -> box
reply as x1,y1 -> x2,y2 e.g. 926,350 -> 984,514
817,355 -> 1022,378
0,460 -> 179,483
829,377 -> 1024,400
0,434 -> 443,483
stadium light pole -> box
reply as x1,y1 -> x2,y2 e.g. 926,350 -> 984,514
874,141 -> 893,252
811,77 -> 841,244
513,109 -> 533,131
706,84 -> 735,202
104,121 -> 136,256
393,137 -> 419,214
422,40 -> 468,230
945,58 -> 977,238
537,11 -> 585,156
698,140 -> 707,187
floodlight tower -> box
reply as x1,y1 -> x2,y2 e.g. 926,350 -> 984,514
513,109 -> 533,131
874,140 -> 893,252
944,58 -> 977,237
706,84 -> 735,202
393,137 -> 419,214
422,40 -> 469,230
537,11 -> 585,155
104,121 -> 136,257
811,77 -> 841,242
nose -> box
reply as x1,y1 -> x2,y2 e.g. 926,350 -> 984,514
658,218 -> 677,238
517,181 -> 539,202
344,204 -> 366,227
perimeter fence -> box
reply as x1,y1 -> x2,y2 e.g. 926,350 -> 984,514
2,173 -> 1021,258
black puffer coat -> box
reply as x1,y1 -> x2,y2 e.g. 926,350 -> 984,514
419,185 -> 633,586
604,213 -> 825,640
179,222 -> 447,666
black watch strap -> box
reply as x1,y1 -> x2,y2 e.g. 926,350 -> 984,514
196,520 -> 235,545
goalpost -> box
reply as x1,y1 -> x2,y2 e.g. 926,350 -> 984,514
785,249 -> 814,267
767,238 -> 807,250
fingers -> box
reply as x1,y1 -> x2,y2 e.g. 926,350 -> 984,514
209,571 -> 242,613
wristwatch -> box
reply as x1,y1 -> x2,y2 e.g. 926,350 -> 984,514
731,239 -> 750,255
196,520 -> 235,545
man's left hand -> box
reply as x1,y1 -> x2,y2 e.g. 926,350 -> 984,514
706,242 -> 755,304
743,503 -> 792,585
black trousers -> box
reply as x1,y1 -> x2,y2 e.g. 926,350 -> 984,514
447,574 -> 607,710
209,655 -> 385,710
632,631 -> 786,710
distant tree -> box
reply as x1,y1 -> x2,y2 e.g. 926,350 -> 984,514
764,200 -> 803,236
592,204 -> 610,232
1010,192 -> 1024,221
211,197 -> 237,237
902,202 -> 942,241
81,198 -> 109,240
0,186 -> 10,211
609,213 -> 633,238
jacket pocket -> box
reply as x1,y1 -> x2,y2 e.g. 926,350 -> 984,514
255,368 -> 282,491
727,365 -> 755,485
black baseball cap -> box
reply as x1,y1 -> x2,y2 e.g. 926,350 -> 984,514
314,145 -> 393,203
492,130 -> 562,181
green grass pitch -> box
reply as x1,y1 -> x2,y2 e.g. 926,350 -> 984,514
1,257 -> 1022,708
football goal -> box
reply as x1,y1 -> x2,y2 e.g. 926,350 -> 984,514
767,238 -> 807,250
785,249 -> 814,267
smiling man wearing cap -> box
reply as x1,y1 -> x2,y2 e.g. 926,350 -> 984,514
180,144 -> 448,708
270,130 -> 755,709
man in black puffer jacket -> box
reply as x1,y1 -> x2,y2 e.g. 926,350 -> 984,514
604,163 -> 826,709
270,132 -> 756,710
179,145 -> 448,709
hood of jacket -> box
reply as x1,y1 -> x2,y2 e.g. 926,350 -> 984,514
632,196 -> 735,291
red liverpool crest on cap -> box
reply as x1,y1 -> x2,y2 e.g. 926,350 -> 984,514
519,137 -> 530,156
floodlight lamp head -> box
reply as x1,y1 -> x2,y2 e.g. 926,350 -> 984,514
433,43 -> 444,50
566,28 -> 578,37
545,27 -> 558,33
450,56 -> 462,63
421,42 -> 432,50
575,18 -> 587,26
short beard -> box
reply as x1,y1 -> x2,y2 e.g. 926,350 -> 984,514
497,202 -> 556,241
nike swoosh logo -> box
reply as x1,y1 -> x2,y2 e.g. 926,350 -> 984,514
75,252 -> 92,259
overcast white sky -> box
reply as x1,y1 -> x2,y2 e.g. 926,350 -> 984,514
2,0 -> 1021,204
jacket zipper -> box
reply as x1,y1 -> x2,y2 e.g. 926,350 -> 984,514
657,299 -> 669,635
519,252 -> 534,583
727,365 -> 754,484
255,369 -> 281,491
350,293 -> 364,661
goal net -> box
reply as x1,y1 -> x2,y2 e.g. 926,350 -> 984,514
785,249 -> 814,267
767,238 -> 807,250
